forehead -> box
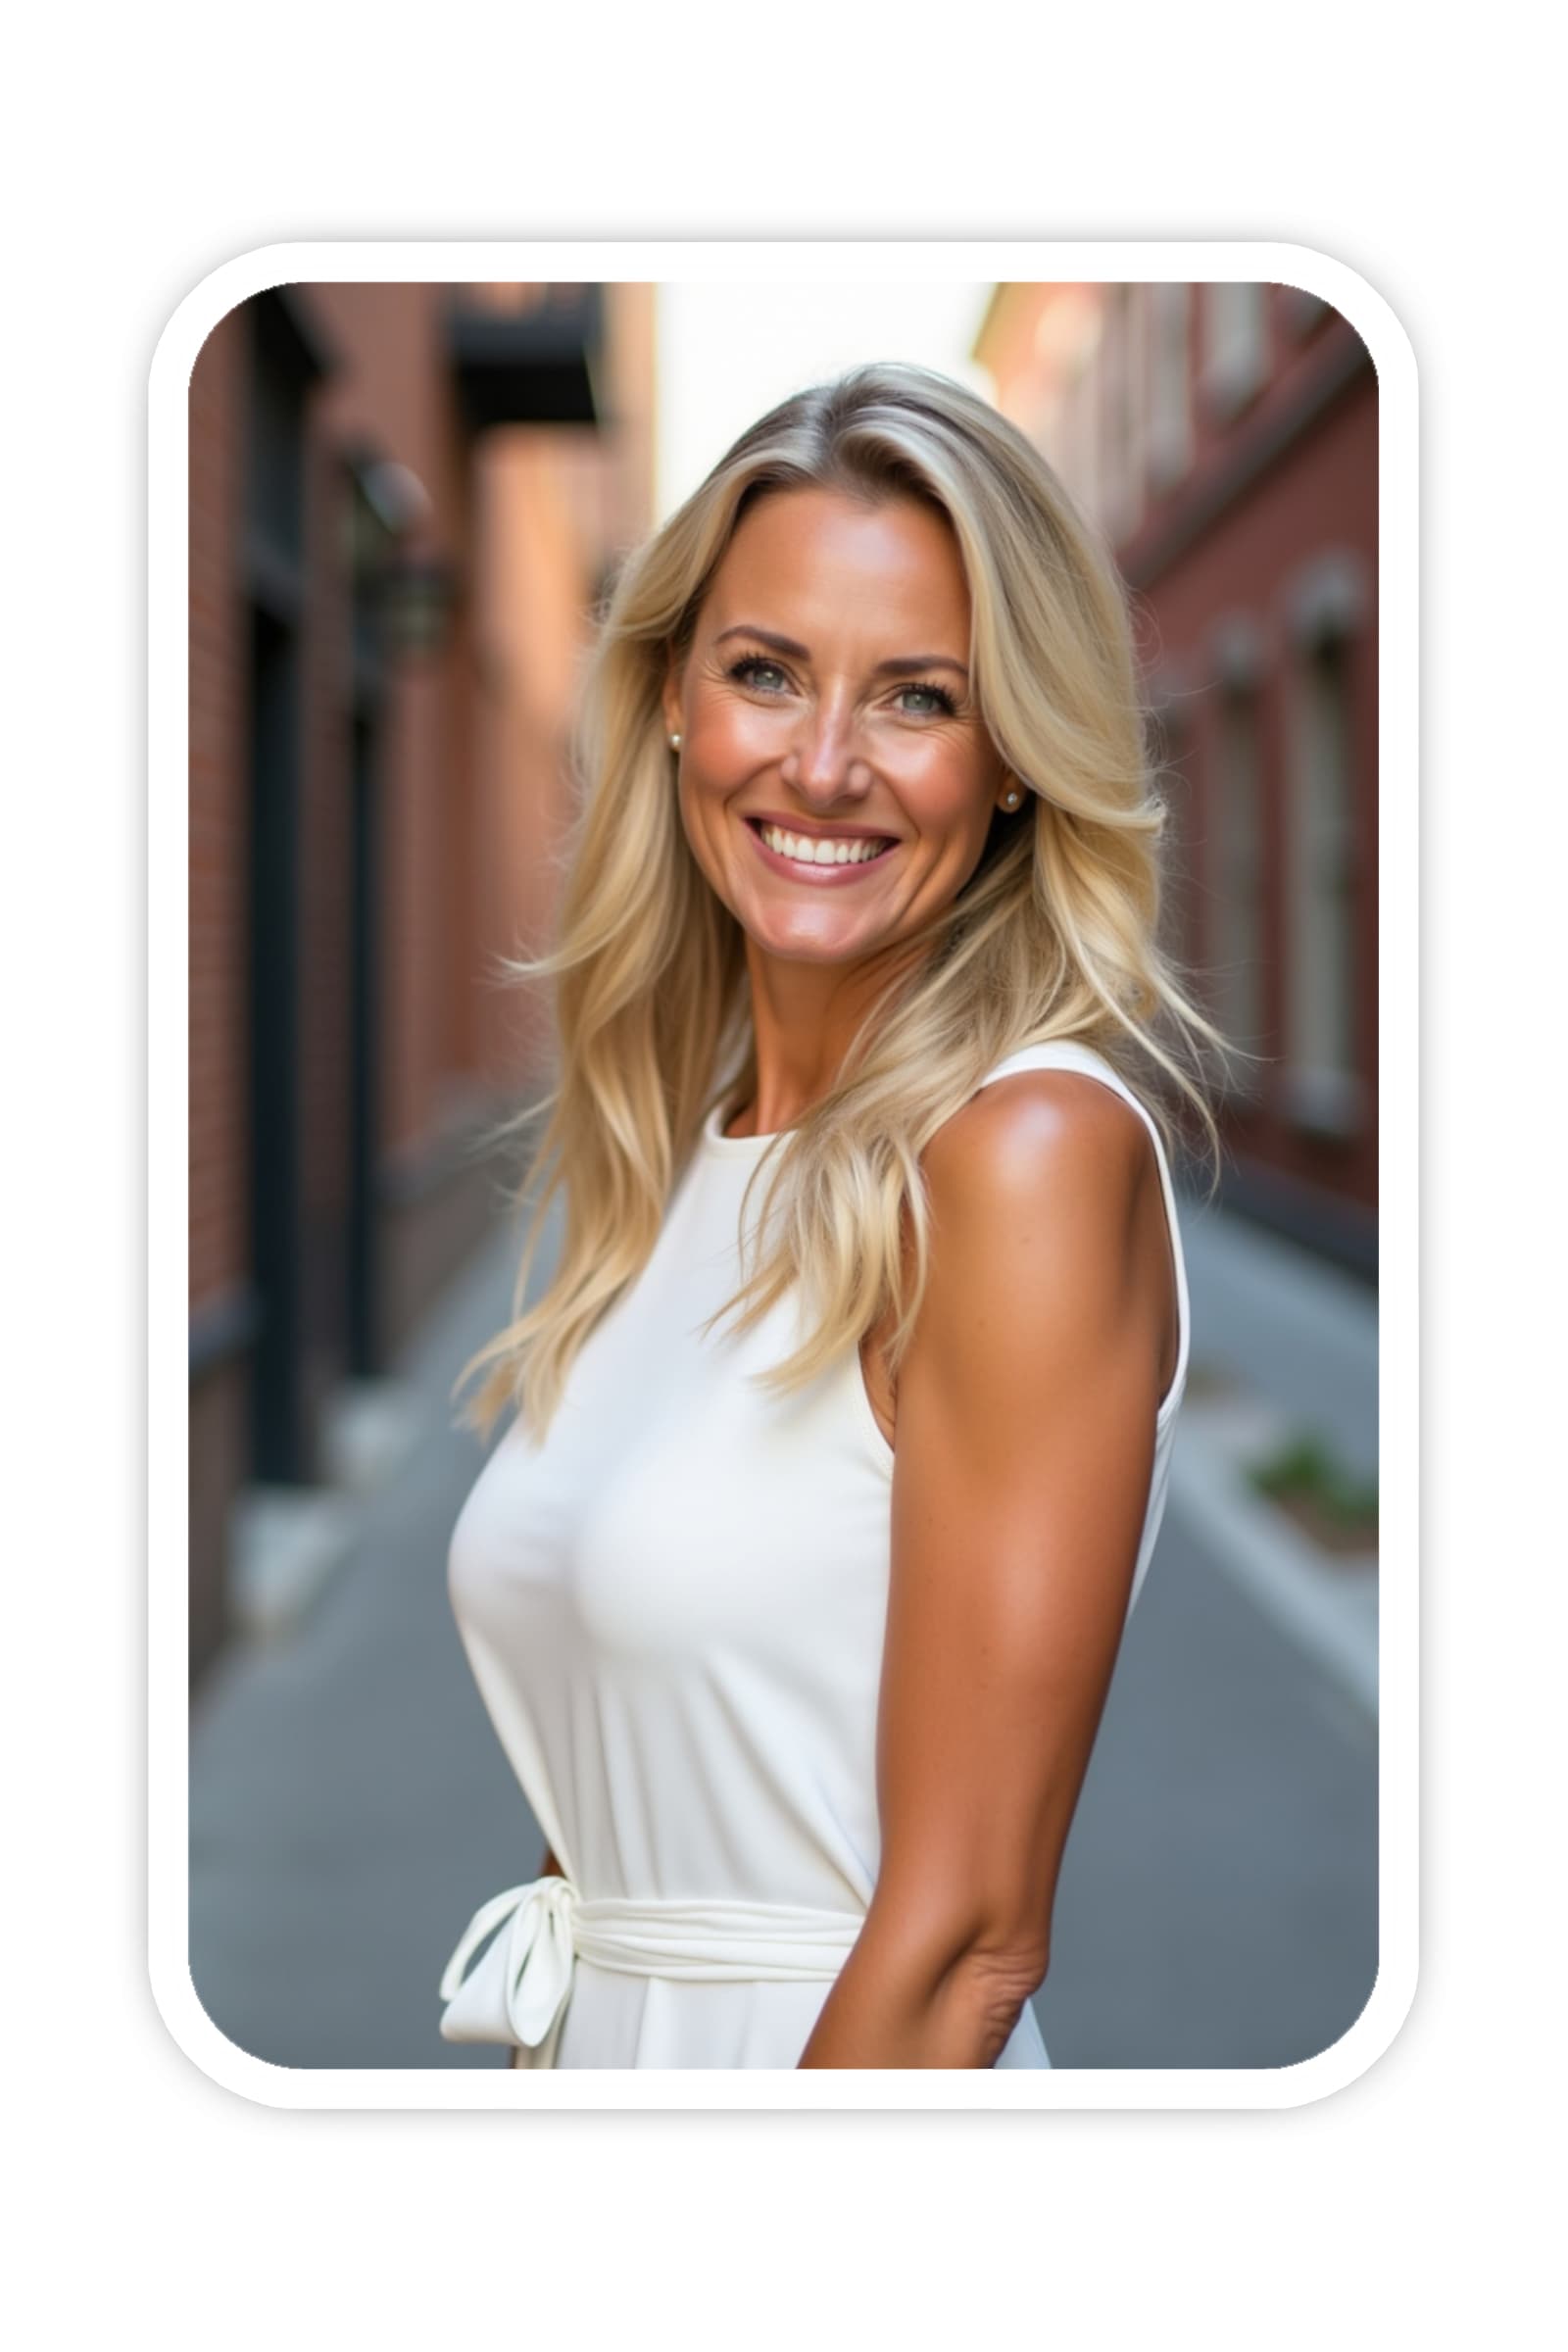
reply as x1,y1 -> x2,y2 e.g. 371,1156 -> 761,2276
701,485 -> 972,648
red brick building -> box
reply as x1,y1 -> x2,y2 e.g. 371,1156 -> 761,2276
975,280 -> 1377,1277
188,279 -> 655,1685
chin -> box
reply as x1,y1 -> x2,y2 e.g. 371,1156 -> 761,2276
741,906 -> 884,965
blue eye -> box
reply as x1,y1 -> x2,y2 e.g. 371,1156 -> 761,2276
727,656 -> 790,693
896,682 -> 959,717
724,654 -> 959,718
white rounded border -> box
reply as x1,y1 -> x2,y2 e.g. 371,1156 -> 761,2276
151,236 -> 1416,2112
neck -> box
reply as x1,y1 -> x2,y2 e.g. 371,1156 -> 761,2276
735,937 -> 921,1136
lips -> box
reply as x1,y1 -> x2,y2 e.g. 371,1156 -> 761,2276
744,811 -> 896,844
744,814 -> 899,885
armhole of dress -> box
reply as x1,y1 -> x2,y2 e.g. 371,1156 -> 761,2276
972,1045 -> 1192,1423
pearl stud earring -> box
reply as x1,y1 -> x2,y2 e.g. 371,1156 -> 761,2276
668,731 -> 682,752
1004,787 -> 1021,808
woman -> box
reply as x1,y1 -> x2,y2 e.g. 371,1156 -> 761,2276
437,361 -> 1228,2070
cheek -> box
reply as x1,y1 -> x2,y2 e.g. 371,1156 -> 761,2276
677,702 -> 776,863
690,696 -> 782,775
676,776 -> 741,907
908,762 -> 998,855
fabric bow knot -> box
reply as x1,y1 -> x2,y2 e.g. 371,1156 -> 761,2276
438,1875 -> 579,2050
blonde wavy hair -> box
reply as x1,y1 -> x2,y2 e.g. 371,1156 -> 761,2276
454,361 -> 1240,1445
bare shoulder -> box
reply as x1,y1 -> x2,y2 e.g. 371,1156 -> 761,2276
922,1068 -> 1152,1250
904,1068 -> 1171,1424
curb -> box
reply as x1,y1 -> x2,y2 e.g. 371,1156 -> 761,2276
230,1377 -> 425,1639
1164,1393 -> 1378,1722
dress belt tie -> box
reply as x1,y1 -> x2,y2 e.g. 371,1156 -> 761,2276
438,1875 -> 866,2062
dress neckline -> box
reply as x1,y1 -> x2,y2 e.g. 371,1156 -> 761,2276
700,1101 -> 789,1156
699,1042 -> 1123,1156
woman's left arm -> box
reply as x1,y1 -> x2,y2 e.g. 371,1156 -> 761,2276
798,1072 -> 1170,2068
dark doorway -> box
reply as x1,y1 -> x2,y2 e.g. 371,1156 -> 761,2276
344,459 -> 395,1376
246,605 -> 304,1478
348,708 -> 380,1375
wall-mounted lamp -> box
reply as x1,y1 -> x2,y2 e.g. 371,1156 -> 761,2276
378,550 -> 459,660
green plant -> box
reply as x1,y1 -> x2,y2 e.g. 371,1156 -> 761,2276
1247,1431 -> 1378,1530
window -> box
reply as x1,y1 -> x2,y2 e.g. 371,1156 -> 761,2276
1201,281 -> 1269,419
1147,281 -> 1194,491
1283,601 -> 1364,1136
1214,680 -> 1268,1097
1101,284 -> 1148,543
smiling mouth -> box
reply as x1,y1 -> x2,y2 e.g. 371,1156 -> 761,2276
747,817 -> 897,870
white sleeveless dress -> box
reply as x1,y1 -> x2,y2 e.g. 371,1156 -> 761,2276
441,1040 -> 1192,2069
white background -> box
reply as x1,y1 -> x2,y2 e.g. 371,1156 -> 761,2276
656,281 -> 994,514
4,1 -> 1554,2339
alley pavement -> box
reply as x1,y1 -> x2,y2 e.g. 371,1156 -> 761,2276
188,1206 -> 1378,2074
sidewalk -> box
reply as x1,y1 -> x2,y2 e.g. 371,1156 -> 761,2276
1164,1196 -> 1379,1721
1178,1197 -> 1378,1479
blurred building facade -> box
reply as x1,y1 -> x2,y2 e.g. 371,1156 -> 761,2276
188,279 -> 655,1686
975,281 -> 1377,1279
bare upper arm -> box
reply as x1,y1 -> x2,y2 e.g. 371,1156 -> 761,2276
867,1070 -> 1172,1980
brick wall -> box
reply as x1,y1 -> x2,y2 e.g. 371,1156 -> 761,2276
187,278 -> 654,1685
189,308 -> 249,1313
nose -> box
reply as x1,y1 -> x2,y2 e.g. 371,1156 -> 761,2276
780,693 -> 874,808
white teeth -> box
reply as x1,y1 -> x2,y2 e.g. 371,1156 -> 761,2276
759,823 -> 890,868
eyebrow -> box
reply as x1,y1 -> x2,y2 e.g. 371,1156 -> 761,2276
713,622 -> 969,681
